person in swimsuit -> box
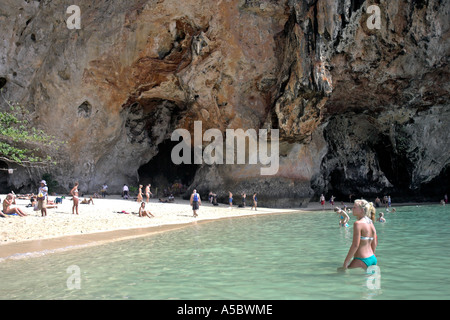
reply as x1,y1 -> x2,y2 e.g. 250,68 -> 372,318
334,207 -> 349,227
228,191 -> 233,209
80,197 -> 94,205
145,184 -> 151,203
138,202 -> 154,218
190,189 -> 201,217
137,185 -> 143,203
70,182 -> 79,215
340,199 -> 378,270
320,194 -> 325,207
2,193 -> 27,217
251,193 -> 258,210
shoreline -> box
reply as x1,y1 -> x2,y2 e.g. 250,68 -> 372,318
0,194 -> 439,262
0,194 -> 300,261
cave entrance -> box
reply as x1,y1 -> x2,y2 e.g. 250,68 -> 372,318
417,165 -> 450,202
0,161 -> 10,194
138,140 -> 199,197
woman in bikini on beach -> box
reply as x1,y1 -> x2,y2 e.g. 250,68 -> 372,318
2,193 -> 27,217
137,184 -> 143,203
71,182 -> 80,215
138,202 -> 154,218
145,184 -> 151,203
340,199 -> 378,271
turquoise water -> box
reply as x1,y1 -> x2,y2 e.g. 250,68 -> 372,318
1,205 -> 449,299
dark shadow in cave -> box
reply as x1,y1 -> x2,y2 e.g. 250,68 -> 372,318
0,161 -> 10,194
137,140 -> 199,196
416,165 -> 450,202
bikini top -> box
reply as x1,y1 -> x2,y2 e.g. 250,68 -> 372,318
360,216 -> 374,240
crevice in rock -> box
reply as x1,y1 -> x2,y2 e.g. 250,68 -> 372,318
351,0 -> 366,13
77,101 -> 92,118
0,77 -> 7,89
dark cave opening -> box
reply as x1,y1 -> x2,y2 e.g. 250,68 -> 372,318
416,165 -> 450,202
373,137 -> 412,192
0,161 -> 10,194
328,168 -> 349,200
137,139 -> 199,196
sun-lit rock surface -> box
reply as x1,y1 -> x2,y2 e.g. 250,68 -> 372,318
0,0 -> 448,206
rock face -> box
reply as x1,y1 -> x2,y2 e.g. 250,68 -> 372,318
0,0 -> 448,206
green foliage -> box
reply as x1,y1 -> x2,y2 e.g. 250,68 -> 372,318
0,88 -> 63,167
128,185 -> 138,196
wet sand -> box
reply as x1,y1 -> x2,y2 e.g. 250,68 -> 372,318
0,195 -> 300,260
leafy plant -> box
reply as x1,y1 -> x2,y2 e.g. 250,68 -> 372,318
0,88 -> 64,168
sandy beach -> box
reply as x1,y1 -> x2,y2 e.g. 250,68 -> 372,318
0,194 -> 305,260
2,192 -> 421,261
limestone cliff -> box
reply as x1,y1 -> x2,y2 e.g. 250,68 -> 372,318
0,0 -> 448,206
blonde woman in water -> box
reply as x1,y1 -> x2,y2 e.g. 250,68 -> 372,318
340,199 -> 378,270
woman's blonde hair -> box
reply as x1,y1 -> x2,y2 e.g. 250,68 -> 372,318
354,199 -> 376,222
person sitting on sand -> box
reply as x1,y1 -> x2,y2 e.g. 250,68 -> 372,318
2,194 -> 27,217
138,202 -> 154,218
81,197 -> 94,205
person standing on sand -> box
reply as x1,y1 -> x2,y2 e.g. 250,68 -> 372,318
137,185 -> 143,202
190,189 -> 201,217
101,183 -> 108,198
37,180 -> 48,217
320,194 -> 325,208
340,199 -> 378,271
251,193 -> 258,211
145,184 -> 151,203
330,195 -> 335,206
228,191 -> 233,209
71,182 -> 80,215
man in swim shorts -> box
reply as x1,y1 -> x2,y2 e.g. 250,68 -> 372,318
190,189 -> 201,217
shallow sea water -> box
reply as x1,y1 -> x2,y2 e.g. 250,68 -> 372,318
1,204 -> 449,299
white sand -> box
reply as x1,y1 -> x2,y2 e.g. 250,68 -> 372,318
0,194 -> 299,246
